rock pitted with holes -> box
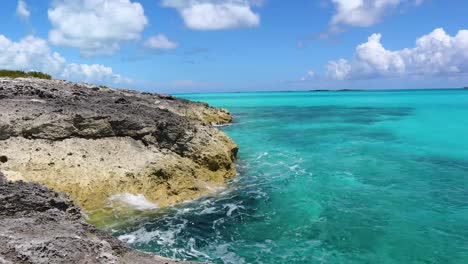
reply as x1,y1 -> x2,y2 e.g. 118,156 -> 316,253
0,78 -> 238,225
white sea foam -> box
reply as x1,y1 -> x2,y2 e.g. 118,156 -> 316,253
212,218 -> 225,231
118,234 -> 136,244
109,193 -> 159,210
289,164 -> 300,171
186,238 -> 212,259
127,228 -> 172,245
213,123 -> 231,127
205,184 -> 226,192
211,243 -> 246,264
256,152 -> 269,160
121,219 -> 188,246
200,199 -> 214,206
199,207 -> 218,215
224,203 -> 245,217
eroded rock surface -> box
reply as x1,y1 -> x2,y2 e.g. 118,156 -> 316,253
0,172 -> 199,264
0,78 -> 238,221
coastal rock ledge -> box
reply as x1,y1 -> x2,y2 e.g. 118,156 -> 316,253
0,78 -> 238,222
0,171 -> 198,263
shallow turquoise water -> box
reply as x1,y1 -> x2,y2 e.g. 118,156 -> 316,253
117,90 -> 468,263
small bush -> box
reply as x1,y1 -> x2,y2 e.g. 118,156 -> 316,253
0,70 -> 52,80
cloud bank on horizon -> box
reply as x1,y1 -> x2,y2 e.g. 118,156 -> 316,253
326,28 -> 468,80
0,0 -> 466,91
0,34 -> 131,84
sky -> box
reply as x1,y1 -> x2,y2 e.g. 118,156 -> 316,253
0,0 -> 467,93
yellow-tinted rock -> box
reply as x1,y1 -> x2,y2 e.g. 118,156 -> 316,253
0,78 -> 238,226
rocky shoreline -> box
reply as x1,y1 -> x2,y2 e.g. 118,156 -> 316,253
0,171 -> 200,263
0,78 -> 238,262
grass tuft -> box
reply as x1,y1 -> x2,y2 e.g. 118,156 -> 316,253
0,70 -> 52,80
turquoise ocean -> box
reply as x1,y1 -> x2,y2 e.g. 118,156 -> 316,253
115,90 -> 468,263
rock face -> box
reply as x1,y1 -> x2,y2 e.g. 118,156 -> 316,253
0,172 -> 198,264
0,78 -> 238,224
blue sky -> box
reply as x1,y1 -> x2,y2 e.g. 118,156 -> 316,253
0,0 -> 467,93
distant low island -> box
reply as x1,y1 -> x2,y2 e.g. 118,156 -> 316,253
310,89 -> 365,92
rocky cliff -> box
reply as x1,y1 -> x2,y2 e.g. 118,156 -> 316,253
0,78 -> 238,225
0,172 -> 200,264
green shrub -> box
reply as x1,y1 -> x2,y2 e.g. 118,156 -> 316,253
0,70 -> 52,80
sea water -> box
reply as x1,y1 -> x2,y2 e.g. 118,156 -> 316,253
115,90 -> 468,263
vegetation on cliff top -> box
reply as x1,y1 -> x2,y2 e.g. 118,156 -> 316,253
0,70 -> 52,80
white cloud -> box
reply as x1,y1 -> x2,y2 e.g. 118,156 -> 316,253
0,34 -> 130,85
326,28 -> 468,80
62,64 -> 131,84
162,0 -> 261,30
16,0 -> 30,20
330,0 -> 422,29
326,59 -> 352,80
300,70 -> 316,81
0,35 -> 66,74
48,0 -> 148,56
144,34 -> 179,49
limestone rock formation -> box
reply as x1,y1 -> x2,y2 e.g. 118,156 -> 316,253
0,172 -> 199,264
0,78 -> 238,224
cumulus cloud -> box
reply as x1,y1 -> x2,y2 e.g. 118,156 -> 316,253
326,28 -> 468,80
62,64 -> 131,84
162,0 -> 262,30
48,0 -> 148,56
330,0 -> 422,29
0,35 -> 66,74
144,34 -> 179,50
16,0 -> 30,20
0,34 -> 130,85
326,59 -> 352,80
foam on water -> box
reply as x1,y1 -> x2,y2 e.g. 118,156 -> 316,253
213,124 -> 231,128
109,193 -> 159,210
256,152 -> 269,160
118,234 -> 136,244
223,203 -> 245,217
